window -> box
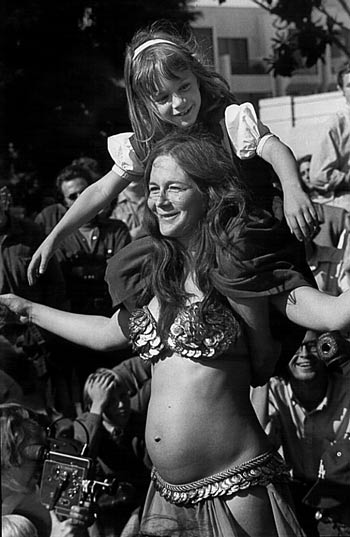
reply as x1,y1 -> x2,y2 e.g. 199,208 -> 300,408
218,38 -> 249,74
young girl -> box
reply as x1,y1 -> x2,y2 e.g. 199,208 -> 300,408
27,23 -> 317,380
27,21 -> 316,285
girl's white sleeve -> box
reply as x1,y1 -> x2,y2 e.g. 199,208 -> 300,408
224,103 -> 278,159
107,132 -> 144,180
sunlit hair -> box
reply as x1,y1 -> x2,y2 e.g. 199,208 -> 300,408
124,20 -> 237,161
0,403 -> 45,493
141,130 -> 247,337
2,514 -> 38,537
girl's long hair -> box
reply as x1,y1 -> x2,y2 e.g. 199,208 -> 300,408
140,130 -> 247,339
124,20 -> 237,161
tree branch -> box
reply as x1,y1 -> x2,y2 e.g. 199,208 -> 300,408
330,33 -> 350,60
316,3 -> 350,32
250,0 -> 272,14
336,0 -> 350,19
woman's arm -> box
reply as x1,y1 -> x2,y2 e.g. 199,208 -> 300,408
260,136 -> 318,241
27,170 -> 130,284
0,294 -> 130,352
271,285 -> 350,332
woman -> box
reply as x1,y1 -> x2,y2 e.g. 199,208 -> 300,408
3,132 -> 350,536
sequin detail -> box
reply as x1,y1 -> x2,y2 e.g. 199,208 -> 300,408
129,306 -> 165,360
151,450 -> 289,505
129,301 -> 240,361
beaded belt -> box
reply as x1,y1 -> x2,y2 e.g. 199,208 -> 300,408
151,449 -> 289,505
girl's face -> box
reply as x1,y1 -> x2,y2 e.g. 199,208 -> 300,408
151,70 -> 201,129
148,155 -> 206,246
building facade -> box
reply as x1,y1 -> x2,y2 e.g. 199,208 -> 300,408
190,0 -> 350,107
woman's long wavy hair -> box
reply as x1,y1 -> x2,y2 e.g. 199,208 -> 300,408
141,130 -> 247,339
124,20 -> 237,161
0,403 -> 45,493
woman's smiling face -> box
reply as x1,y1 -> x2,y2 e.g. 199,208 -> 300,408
147,155 -> 206,246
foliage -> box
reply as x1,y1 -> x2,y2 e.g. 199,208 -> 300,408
0,0 -> 196,180
219,0 -> 350,77
251,0 -> 350,77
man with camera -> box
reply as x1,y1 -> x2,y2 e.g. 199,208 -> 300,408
1,403 -> 94,537
266,330 -> 350,537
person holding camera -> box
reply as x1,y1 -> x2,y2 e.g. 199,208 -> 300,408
1,403 -> 94,537
75,366 -> 151,536
266,330 -> 350,537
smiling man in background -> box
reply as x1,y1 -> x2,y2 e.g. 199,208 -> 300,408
266,330 -> 350,536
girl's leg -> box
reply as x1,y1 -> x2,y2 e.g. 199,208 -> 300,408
226,486 -> 278,537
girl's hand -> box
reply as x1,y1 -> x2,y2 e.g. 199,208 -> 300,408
283,187 -> 318,242
27,236 -> 56,285
87,372 -> 116,414
0,293 -> 32,324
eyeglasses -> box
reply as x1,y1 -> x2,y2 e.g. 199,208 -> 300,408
298,340 -> 318,354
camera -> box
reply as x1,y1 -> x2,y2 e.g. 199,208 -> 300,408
316,331 -> 350,369
37,423 -> 118,518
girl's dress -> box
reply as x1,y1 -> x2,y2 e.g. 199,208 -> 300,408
106,103 -> 315,372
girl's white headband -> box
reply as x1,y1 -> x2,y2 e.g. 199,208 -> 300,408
133,39 -> 176,60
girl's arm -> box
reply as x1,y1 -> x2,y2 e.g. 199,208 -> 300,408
271,285 -> 350,332
260,136 -> 318,242
27,170 -> 130,285
227,296 -> 281,386
0,293 -> 130,351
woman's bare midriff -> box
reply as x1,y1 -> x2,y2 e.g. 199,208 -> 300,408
146,352 -> 271,484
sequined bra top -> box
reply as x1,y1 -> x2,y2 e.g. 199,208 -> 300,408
128,301 -> 241,361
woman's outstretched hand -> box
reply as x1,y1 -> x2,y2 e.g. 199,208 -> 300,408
0,293 -> 32,324
27,236 -> 56,286
283,187 -> 318,242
